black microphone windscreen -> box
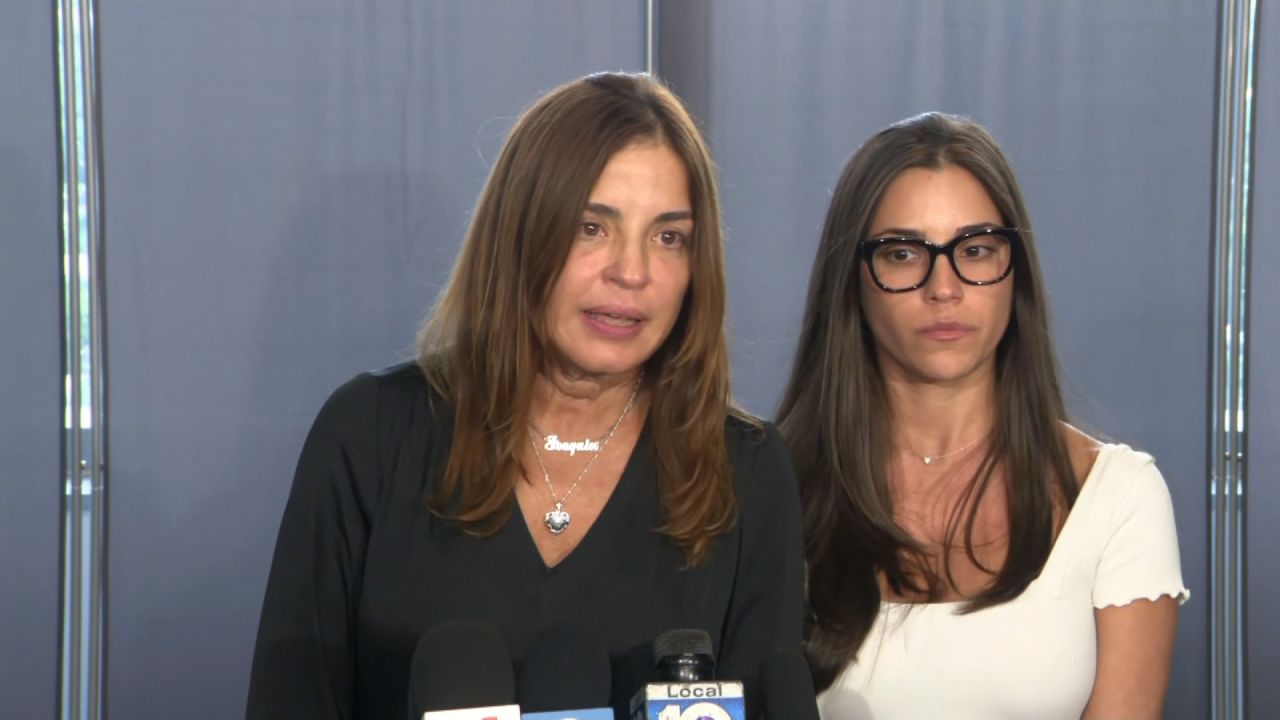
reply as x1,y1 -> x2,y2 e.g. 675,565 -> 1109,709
652,628 -> 714,660
759,648 -> 820,720
652,628 -> 716,682
516,620 -> 612,711
407,619 -> 516,714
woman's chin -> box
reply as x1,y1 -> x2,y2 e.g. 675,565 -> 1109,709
891,357 -> 994,387
547,351 -> 650,381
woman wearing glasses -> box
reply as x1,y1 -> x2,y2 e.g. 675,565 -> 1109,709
777,113 -> 1186,719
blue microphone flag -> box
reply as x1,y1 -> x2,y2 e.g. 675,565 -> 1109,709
521,710 -> 613,720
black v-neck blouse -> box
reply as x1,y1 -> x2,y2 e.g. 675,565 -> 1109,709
246,362 -> 804,719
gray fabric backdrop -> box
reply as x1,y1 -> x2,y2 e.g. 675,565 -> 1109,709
7,1 -> 1278,717
98,2 -> 643,717
1248,0 -> 1279,713
0,0 -> 62,717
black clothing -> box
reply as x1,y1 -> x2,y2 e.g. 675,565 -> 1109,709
246,362 -> 804,719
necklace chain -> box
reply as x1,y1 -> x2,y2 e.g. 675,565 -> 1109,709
903,433 -> 987,466
528,374 -> 642,534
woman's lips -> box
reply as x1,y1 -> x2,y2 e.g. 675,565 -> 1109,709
582,307 -> 645,338
919,321 -> 975,341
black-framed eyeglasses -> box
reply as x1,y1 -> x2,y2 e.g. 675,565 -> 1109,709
858,227 -> 1019,293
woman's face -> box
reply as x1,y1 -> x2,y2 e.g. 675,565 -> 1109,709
859,164 -> 1014,388
543,141 -> 693,381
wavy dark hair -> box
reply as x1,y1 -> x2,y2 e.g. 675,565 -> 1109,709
776,113 -> 1078,690
418,72 -> 744,565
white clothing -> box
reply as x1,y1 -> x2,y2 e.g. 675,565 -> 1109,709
817,444 -> 1189,720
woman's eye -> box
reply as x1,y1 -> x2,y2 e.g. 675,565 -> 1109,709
878,244 -> 920,263
580,222 -> 604,238
656,230 -> 687,248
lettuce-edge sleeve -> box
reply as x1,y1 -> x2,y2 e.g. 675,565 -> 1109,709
1091,449 -> 1190,610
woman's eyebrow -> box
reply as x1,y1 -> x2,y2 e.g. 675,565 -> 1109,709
870,226 -> 922,237
870,222 -> 1000,238
584,203 -> 693,224
957,222 -> 1000,234
654,210 -> 693,223
584,202 -> 621,219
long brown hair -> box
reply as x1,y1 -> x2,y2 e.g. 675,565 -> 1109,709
418,72 -> 742,564
776,113 -> 1078,689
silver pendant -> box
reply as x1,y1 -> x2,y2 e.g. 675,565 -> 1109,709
544,503 -> 571,534
922,457 -> 934,465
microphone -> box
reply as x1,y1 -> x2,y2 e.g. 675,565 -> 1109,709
407,619 -> 521,720
758,649 -> 820,720
516,620 -> 613,720
629,629 -> 745,720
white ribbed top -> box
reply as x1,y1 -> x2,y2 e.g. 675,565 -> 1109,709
818,444 -> 1189,720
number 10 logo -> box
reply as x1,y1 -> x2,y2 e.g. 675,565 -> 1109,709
657,702 -> 733,720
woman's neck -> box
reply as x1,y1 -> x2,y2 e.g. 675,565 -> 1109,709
883,371 -> 996,459
528,365 -> 644,439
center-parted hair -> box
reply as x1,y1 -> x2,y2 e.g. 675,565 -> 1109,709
418,72 -> 742,565
776,113 -> 1078,690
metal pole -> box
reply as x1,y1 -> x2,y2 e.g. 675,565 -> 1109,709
77,0 -> 107,714
645,0 -> 659,76
57,0 -> 106,716
56,0 -> 84,715
1210,0 -> 1257,717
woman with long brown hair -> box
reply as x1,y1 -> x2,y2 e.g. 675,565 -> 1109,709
247,73 -> 804,718
777,113 -> 1186,719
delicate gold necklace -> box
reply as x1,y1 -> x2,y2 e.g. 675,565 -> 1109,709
903,433 -> 986,466
527,375 -> 641,534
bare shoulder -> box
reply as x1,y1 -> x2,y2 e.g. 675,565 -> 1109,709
1063,422 -> 1104,490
